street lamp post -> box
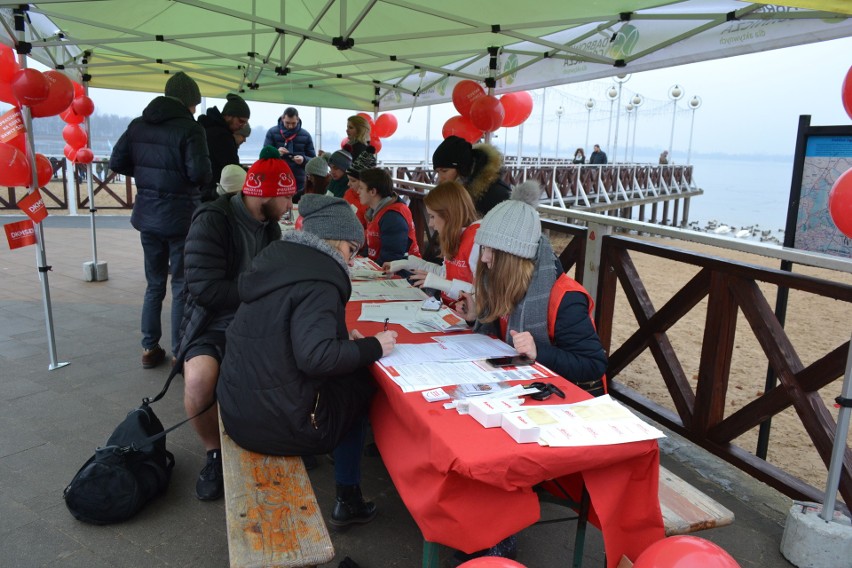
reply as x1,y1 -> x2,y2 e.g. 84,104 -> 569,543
555,106 -> 564,159
624,103 -> 634,163
605,86 -> 618,153
584,98 -> 595,150
686,95 -> 702,166
667,84 -> 685,161
630,94 -> 643,162
611,73 -> 631,163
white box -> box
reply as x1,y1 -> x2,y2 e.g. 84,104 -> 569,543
501,410 -> 542,443
469,398 -> 523,428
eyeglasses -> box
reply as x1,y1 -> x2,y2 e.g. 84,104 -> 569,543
524,382 -> 566,401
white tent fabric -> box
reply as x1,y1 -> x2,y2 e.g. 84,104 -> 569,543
0,0 -> 850,110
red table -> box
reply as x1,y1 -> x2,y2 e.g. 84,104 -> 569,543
347,303 -> 664,567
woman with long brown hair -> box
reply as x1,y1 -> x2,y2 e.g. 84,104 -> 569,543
455,181 -> 607,396
383,181 -> 480,304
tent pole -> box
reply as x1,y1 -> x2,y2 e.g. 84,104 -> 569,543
821,332 -> 852,521
14,7 -> 68,370
82,72 -> 108,282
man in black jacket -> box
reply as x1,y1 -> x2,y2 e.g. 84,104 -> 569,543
179,146 -> 295,501
109,71 -> 211,369
198,93 -> 251,202
263,106 -> 316,196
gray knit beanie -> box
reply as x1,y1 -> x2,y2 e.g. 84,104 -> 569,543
305,155 -> 330,177
328,149 -> 352,171
474,181 -> 542,259
164,72 -> 201,108
235,122 -> 251,138
222,93 -> 251,118
299,194 -> 365,247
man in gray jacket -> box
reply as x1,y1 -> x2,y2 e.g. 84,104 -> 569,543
109,72 -> 211,369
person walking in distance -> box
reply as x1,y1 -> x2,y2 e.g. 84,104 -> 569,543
264,106 -> 316,198
109,71 -> 211,369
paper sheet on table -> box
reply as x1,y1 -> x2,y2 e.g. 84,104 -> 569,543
431,334 -> 517,359
351,279 -> 429,301
530,395 -> 666,447
360,303 -> 470,333
350,257 -> 388,280
377,359 -> 558,392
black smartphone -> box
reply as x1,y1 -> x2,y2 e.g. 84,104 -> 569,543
485,355 -> 534,368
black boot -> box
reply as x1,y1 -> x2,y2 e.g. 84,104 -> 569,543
330,484 -> 377,527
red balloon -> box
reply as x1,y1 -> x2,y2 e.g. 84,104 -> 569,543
72,81 -> 85,98
7,132 -> 26,153
829,167 -> 852,238
0,43 -> 19,84
63,144 -> 78,162
35,153 -> 53,187
11,68 -> 49,106
0,79 -> 18,106
60,106 -> 85,124
457,558 -> 527,568
452,80 -> 486,117
634,536 -> 740,568
373,113 -> 398,138
442,115 -> 483,143
500,91 -> 534,127
30,70 -> 75,118
340,137 -> 351,150
356,112 -> 375,128
0,142 -> 32,186
843,66 -> 852,121
469,95 -> 505,132
370,137 -> 382,154
71,95 -> 95,117
75,147 -> 94,164
62,123 -> 88,150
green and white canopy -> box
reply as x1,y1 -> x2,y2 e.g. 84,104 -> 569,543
1,0 -> 850,111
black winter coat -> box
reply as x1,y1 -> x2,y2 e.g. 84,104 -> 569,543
217,232 -> 382,456
110,96 -> 211,238
198,107 -> 240,202
465,143 -> 511,217
177,194 -> 281,354
263,118 -> 316,191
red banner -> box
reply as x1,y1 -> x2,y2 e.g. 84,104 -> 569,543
17,189 -> 48,223
4,219 -> 37,250
0,107 -> 25,144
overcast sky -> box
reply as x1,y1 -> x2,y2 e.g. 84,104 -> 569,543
81,35 -> 852,159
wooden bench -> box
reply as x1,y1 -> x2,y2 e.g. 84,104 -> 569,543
219,415 -> 334,568
659,465 -> 734,536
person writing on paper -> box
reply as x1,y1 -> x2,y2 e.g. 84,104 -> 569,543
454,181 -> 607,397
383,181 -> 479,305
217,194 -> 397,527
356,167 -> 421,264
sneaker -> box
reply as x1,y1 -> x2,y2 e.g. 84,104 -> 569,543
196,449 -> 223,501
142,345 -> 166,369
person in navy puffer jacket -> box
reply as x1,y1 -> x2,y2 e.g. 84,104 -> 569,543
263,106 -> 316,197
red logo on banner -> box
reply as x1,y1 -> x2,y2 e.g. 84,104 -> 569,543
0,107 -> 25,144
4,219 -> 37,250
17,189 -> 48,223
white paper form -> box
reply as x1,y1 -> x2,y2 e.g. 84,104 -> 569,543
359,302 -> 424,323
431,334 -> 518,359
528,395 -> 666,447
378,358 -> 558,393
351,279 -> 430,301
379,343 -> 456,366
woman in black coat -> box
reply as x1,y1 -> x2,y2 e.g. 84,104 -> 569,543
217,194 -> 396,527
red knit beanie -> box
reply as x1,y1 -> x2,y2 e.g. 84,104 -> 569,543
242,146 -> 297,197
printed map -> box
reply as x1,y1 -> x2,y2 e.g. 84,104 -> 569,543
795,137 -> 852,259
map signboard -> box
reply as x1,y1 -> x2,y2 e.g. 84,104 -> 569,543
784,117 -> 852,260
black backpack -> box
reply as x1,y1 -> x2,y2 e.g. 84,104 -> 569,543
63,362 -> 213,524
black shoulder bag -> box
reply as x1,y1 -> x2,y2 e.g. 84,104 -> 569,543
63,361 -> 214,524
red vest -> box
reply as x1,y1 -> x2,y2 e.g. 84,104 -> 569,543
442,223 -> 479,304
498,274 -> 607,393
344,187 -> 368,229
365,200 -> 421,262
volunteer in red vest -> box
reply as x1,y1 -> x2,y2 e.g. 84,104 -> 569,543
383,180 -> 479,305
344,145 -> 376,230
355,167 -> 421,265
454,181 -> 607,396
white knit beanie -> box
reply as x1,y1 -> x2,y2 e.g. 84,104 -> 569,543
217,164 -> 247,195
474,181 -> 542,259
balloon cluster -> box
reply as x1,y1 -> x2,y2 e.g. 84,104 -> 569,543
829,65 -> 852,239
442,80 -> 534,143
0,43 -> 95,187
341,112 -> 398,154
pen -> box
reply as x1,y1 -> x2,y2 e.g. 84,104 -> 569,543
384,318 -> 389,332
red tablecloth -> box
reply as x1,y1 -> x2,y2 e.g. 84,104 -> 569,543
347,303 -> 664,566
